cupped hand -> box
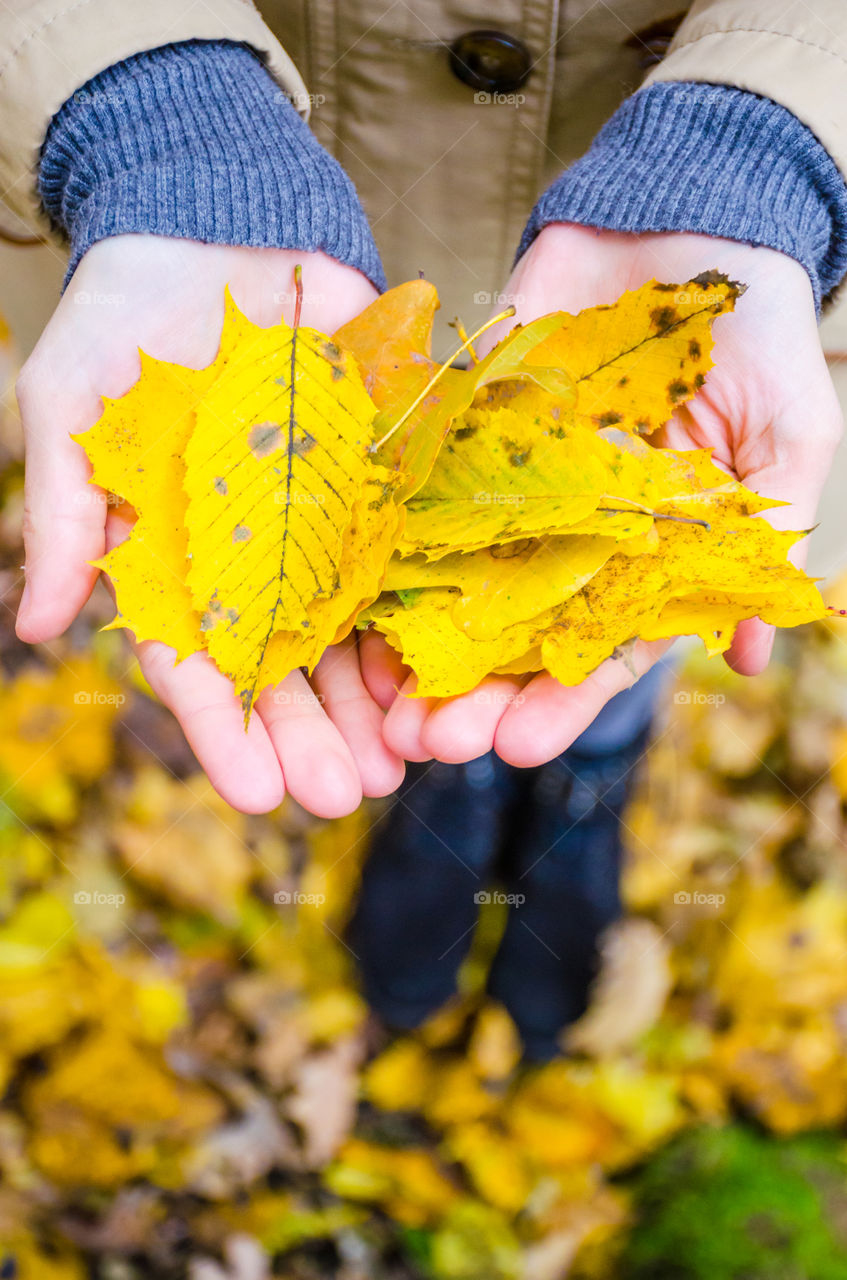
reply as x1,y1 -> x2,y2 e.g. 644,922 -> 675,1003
372,223 -> 843,768
16,234 -> 405,814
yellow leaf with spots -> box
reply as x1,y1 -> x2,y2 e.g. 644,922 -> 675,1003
183,301 -> 381,716
369,504 -> 829,697
399,405 -> 612,558
384,535 -> 621,640
523,273 -> 742,434
78,287 -> 403,723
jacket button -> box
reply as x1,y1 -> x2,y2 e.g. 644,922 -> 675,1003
449,29 -> 532,94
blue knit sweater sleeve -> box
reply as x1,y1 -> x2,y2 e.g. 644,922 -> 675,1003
517,81 -> 847,312
38,39 -> 387,292
39,42 -> 847,311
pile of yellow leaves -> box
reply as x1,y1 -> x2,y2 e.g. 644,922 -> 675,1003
79,273 -> 832,715
2,591 -> 847,1277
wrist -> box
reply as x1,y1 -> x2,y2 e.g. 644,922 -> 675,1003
38,40 -> 386,293
517,83 -> 847,314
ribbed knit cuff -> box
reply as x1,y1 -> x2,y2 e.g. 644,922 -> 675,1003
38,40 -> 386,292
517,82 -> 847,313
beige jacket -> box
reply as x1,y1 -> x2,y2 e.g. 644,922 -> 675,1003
1,0 -> 846,327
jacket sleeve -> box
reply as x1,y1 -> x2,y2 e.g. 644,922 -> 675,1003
0,0 -> 310,235
644,0 -> 847,179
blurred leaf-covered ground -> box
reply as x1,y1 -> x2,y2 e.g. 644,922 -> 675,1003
4,337 -> 847,1278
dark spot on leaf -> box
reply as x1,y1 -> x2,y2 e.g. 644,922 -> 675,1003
213,476 -> 228,496
292,428 -> 315,456
692,269 -> 725,288
668,380 -> 689,403
694,372 -> 706,388
617,376 -> 629,387
592,411 -> 623,427
248,421 -> 283,458
201,593 -> 224,632
688,339 -> 701,359
650,306 -> 680,332
330,363 -> 345,381
233,525 -> 251,542
274,374 -> 287,386
227,608 -> 239,624
635,418 -> 651,433
653,282 -> 678,292
490,539 -> 532,559
454,425 -> 476,441
321,340 -> 342,361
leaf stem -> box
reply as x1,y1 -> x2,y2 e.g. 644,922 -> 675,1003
293,264 -> 303,329
600,498 -> 711,530
450,317 -> 477,364
371,305 -> 516,452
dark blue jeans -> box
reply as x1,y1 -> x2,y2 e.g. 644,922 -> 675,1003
349,665 -> 667,1057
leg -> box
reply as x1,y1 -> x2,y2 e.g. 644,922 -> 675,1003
487,664 -> 668,1059
348,753 -> 522,1027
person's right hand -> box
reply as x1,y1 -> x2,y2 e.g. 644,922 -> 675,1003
15,234 -> 405,815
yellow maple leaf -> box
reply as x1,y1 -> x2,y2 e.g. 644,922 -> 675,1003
183,303 -> 380,714
79,290 -> 403,722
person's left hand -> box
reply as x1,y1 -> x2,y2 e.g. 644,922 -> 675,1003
362,223 -> 843,768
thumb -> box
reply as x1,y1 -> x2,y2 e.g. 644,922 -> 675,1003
16,368 -> 106,642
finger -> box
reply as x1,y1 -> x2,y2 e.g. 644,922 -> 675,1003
420,676 -> 526,763
359,628 -> 410,710
381,673 -> 438,762
16,374 -> 105,642
494,639 -> 674,767
722,392 -> 842,676
135,640 -> 286,814
311,636 -> 406,797
256,670 -> 363,818
724,617 -> 775,677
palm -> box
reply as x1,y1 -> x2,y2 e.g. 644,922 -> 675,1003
373,225 -> 842,768
16,235 -> 404,814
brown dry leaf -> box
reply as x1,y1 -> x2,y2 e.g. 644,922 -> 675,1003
565,919 -> 673,1057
